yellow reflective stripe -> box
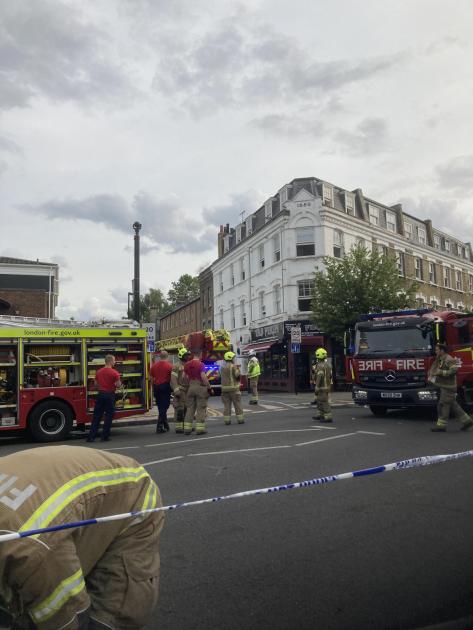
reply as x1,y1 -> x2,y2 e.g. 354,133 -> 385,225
30,568 -> 85,623
20,466 -> 149,533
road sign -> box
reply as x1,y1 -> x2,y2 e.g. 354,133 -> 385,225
147,340 -> 155,353
290,326 -> 302,344
142,323 -> 156,341
291,343 -> 300,353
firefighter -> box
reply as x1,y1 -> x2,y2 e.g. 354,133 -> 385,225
312,347 -> 333,423
429,343 -> 473,432
310,358 -> 318,406
220,351 -> 244,425
247,350 -> 261,405
0,445 -> 163,630
171,347 -> 190,434
183,351 -> 211,435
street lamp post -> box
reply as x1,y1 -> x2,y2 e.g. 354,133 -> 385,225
133,222 -> 142,323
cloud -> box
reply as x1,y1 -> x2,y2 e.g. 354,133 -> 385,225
333,117 -> 390,157
435,155 -> 473,195
0,1 -> 135,110
22,191 -> 216,254
203,190 -> 265,226
399,196 -> 473,244
0,135 -> 22,176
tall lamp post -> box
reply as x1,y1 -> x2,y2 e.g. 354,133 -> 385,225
132,221 -> 142,323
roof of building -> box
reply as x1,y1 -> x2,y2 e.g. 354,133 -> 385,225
0,256 -> 58,267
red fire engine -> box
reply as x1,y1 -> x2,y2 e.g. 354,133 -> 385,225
349,309 -> 473,415
156,329 -> 233,394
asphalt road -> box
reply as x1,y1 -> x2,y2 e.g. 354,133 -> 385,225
2,395 -> 473,629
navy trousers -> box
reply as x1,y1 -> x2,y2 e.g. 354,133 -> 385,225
88,392 -> 115,440
154,383 -> 172,428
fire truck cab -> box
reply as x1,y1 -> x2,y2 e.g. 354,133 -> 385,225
350,309 -> 473,415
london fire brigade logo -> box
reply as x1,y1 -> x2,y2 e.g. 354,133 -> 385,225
385,370 -> 396,382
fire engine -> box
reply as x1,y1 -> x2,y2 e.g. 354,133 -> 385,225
0,317 -> 151,441
156,329 -> 232,394
349,309 -> 473,415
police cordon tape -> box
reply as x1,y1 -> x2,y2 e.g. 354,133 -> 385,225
0,449 -> 472,543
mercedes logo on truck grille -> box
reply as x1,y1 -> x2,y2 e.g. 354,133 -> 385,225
385,370 -> 396,382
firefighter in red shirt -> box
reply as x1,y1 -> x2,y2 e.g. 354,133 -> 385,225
149,350 -> 174,433
87,354 -> 122,442
183,352 -> 211,435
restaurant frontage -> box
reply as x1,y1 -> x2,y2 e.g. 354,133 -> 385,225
242,320 -> 328,393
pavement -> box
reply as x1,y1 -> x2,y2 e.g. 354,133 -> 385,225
113,390 -> 355,428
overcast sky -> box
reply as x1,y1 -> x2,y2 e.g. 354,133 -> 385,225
1,0 -> 472,321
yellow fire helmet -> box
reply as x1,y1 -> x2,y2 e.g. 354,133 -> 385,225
178,347 -> 189,359
224,351 -> 236,361
315,347 -> 328,360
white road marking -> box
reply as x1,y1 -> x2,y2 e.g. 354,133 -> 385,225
142,456 -> 184,466
100,446 -> 141,451
144,434 -> 234,447
357,430 -> 386,436
235,428 -> 335,437
254,403 -> 285,411
295,433 -> 358,447
189,445 -> 292,457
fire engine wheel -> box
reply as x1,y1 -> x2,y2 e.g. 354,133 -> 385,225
28,400 -> 73,442
369,405 -> 388,416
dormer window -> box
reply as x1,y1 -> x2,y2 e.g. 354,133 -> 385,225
385,210 -> 396,233
416,227 -> 426,245
344,192 -> 355,215
368,204 -> 379,226
404,222 -> 412,239
246,216 -> 253,236
323,184 -> 333,206
264,199 -> 273,222
434,235 -> 440,249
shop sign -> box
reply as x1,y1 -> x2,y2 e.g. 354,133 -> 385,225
290,326 -> 302,344
284,321 -> 321,339
250,322 -> 284,342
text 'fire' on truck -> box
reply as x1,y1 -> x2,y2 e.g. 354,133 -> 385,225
0,318 -> 151,442
345,308 -> 473,416
155,329 -> 236,394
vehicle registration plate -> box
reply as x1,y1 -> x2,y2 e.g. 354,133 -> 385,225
381,392 -> 402,398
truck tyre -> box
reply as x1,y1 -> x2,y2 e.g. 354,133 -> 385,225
28,400 -> 73,442
369,405 -> 388,416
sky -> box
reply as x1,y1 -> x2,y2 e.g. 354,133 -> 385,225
1,0 -> 472,321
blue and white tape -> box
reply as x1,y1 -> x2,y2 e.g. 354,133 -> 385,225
0,449 -> 472,543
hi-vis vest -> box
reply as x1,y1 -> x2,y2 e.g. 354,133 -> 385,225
248,357 -> 261,378
0,445 -> 162,628
220,364 -> 241,392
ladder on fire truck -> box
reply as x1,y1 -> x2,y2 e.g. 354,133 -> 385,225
0,315 -> 140,328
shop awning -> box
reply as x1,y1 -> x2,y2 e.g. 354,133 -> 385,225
241,340 -> 278,356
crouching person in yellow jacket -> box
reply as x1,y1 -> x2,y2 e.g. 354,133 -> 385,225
220,351 -> 244,425
0,445 -> 164,630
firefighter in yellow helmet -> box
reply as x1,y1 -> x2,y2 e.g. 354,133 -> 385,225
247,350 -> 261,404
220,351 -> 244,425
171,347 -> 190,434
312,347 -> 333,423
0,445 -> 163,630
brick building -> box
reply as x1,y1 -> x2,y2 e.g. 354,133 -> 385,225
0,257 -> 59,318
199,265 -> 214,330
159,297 -> 201,340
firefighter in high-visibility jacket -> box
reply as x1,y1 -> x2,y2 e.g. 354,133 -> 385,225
312,347 -> 333,423
0,446 -> 164,630
171,347 -> 190,434
220,351 -> 244,425
247,350 -> 261,404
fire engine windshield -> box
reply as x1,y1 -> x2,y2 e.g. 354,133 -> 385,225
355,326 -> 434,356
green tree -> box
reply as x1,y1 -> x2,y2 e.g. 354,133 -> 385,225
167,274 -> 199,307
128,288 -> 169,322
311,244 -> 418,341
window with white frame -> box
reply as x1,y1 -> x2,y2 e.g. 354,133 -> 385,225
258,244 -> 265,269
240,257 -> 245,281
417,227 -> 426,245
461,246 -> 467,259
415,257 -> 423,280
369,204 -> 379,226
274,284 -> 282,314
404,222 -> 413,239
344,192 -> 355,215
240,300 -> 246,326
386,211 -> 396,233
296,228 -> 315,256
219,271 -> 223,293
323,184 -> 333,206
219,308 -> 224,329
230,303 -> 236,328
298,280 -> 314,312
444,267 -> 450,288
279,185 -> 289,205
273,234 -> 281,262
357,236 -> 366,249
429,262 -> 436,284
434,235 -> 440,249
396,252 -> 405,277
230,263 -> 235,286
333,230 -> 344,258
456,270 -> 462,291
265,199 -> 273,221
443,238 -> 450,253
469,274 -> 473,292
377,243 -> 388,258
259,291 -> 266,318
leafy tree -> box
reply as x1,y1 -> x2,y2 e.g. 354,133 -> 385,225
311,244 -> 418,341
167,274 -> 199,307
128,288 -> 169,322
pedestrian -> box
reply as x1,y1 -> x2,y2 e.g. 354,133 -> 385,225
149,350 -> 173,433
87,354 -> 121,442
429,343 -> 473,432
220,351 -> 244,425
310,358 -> 318,406
0,445 -> 164,630
183,351 -> 211,435
247,350 -> 261,405
312,347 -> 333,423
171,347 -> 190,434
